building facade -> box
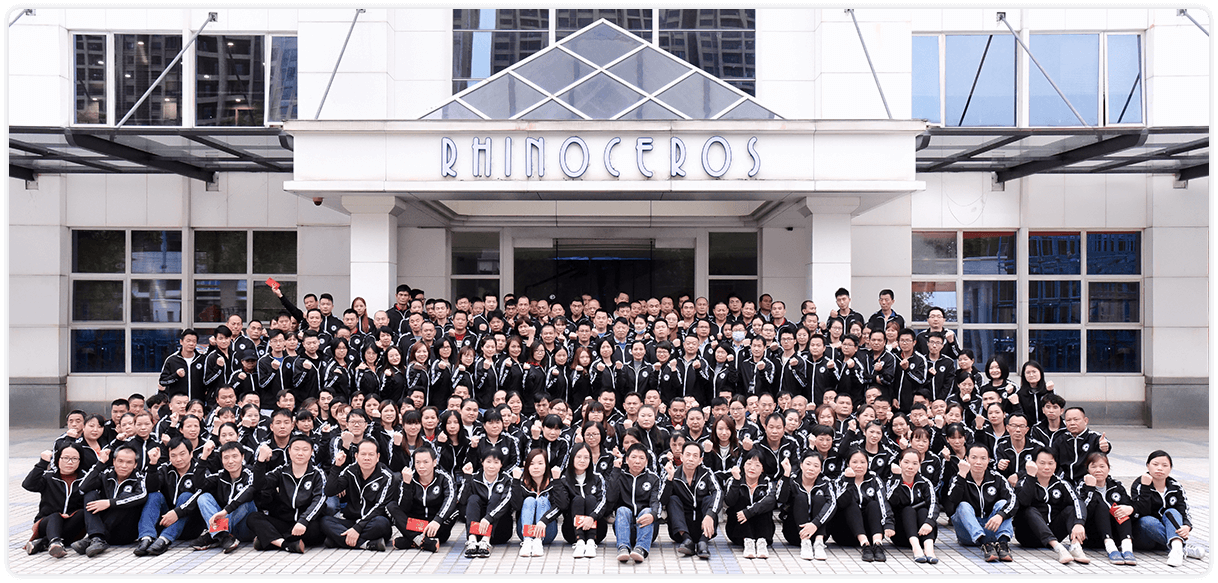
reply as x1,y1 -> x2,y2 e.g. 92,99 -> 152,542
8,7 -> 1210,427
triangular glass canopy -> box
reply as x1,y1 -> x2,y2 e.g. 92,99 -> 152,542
422,19 -> 781,121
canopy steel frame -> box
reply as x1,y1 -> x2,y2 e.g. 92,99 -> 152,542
845,9 -> 892,120
116,12 -> 217,128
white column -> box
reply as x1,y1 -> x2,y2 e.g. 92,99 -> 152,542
343,195 -> 404,311
804,197 -> 859,308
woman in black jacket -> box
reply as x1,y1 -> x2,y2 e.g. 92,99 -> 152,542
552,443 -> 610,555
887,448 -> 940,563
723,450 -> 777,558
23,445 -> 87,557
352,345 -> 384,397
829,448 -> 892,563
1077,452 -> 1136,565
459,448 -> 516,557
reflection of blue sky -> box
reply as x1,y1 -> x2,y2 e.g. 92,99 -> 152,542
471,9 -> 495,79
945,35 -> 1014,126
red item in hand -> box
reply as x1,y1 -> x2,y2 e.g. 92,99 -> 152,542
470,522 -> 493,536
209,517 -> 229,534
1110,504 -> 1129,524
574,515 -> 597,529
265,277 -> 279,289
406,518 -> 429,533
520,524 -> 541,538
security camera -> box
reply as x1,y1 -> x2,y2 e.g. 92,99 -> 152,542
786,226 -> 793,232
312,197 -> 324,206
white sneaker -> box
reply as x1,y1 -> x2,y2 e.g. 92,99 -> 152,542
572,539 -> 586,558
742,538 -> 756,559
1184,543 -> 1207,560
1070,542 -> 1090,564
756,539 -> 768,559
813,539 -> 827,561
531,537 -> 545,557
1167,545 -> 1185,567
799,539 -> 814,560
585,540 -> 597,558
1056,544 -> 1074,564
520,538 -> 534,557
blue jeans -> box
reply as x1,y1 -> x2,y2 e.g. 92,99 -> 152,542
138,492 -> 194,541
1134,509 -> 1184,550
517,495 -> 558,543
195,494 -> 256,542
613,507 -> 654,553
953,500 -> 1013,546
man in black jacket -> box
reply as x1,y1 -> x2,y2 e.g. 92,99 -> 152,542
132,436 -> 206,557
321,439 -> 394,551
159,329 -> 206,401
665,442 -> 722,559
75,445 -> 155,558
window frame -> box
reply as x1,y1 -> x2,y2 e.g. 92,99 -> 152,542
449,229 -> 503,301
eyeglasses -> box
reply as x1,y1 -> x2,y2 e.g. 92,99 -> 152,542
60,456 -> 80,462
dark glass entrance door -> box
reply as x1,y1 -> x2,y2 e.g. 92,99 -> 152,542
515,240 -> 693,303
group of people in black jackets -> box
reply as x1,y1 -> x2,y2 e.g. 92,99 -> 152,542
21,285 -> 1206,569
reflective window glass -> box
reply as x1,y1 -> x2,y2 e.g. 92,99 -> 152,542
655,73 -> 739,119
911,281 -> 957,321
194,279 -> 247,324
556,9 -> 652,41
1028,232 -> 1081,275
1107,34 -> 1142,124
461,74 -> 546,119
962,281 -> 1016,324
194,231 -> 247,274
71,329 -> 125,373
1087,232 -> 1140,275
558,73 -> 644,119
1089,282 -> 1139,323
607,47 -> 690,94
961,329 -> 1018,370
253,231 -> 297,274
945,34 -> 1015,127
1029,329 -> 1080,373
73,230 -> 125,273
269,36 -> 298,122
453,9 -> 549,92
1029,34 -> 1099,126
131,280 -> 182,323
253,280 -> 295,323
1087,329 -> 1140,373
912,231 -> 957,275
131,230 -> 182,274
131,329 -> 180,373
453,232 -> 501,275
709,279 -> 757,308
657,10 -> 755,96
75,34 -> 107,124
196,35 -> 265,126
73,281 -> 124,321
452,279 -> 501,304
561,21 -> 645,66
911,35 -> 940,123
709,232 -> 758,276
515,49 -> 597,94
1028,280 -> 1081,324
115,34 -> 183,125
962,231 -> 1015,274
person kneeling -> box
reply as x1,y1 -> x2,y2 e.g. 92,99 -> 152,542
321,439 -> 394,551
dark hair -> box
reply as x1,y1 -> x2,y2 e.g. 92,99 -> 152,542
1020,360 -> 1046,392
218,441 -> 244,456
287,434 -> 313,450
521,449 -> 551,490
965,442 -> 990,458
1084,451 -> 1110,469
984,356 -> 1010,383
1146,450 -> 1173,466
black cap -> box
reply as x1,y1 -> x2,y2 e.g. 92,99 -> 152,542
239,349 -> 258,361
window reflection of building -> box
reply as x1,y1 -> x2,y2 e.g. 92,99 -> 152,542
453,9 -> 549,93
556,9 -> 651,40
658,9 -> 755,95
114,34 -> 183,125
196,35 -> 264,126
74,35 -> 107,123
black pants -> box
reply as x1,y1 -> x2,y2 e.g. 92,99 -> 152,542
387,504 -> 454,544
1082,499 -> 1133,549
559,495 -> 608,543
828,498 -> 883,547
319,515 -> 392,548
725,505 -> 774,546
666,497 -> 717,543
1013,508 -> 1074,548
82,491 -> 142,544
246,512 -> 326,548
781,492 -> 832,545
463,497 -> 515,545
891,505 -> 937,548
34,511 -> 86,543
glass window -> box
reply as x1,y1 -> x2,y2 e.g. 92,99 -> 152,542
1107,34 -> 1142,124
131,329 -> 180,373
709,279 -> 757,308
708,232 -> 758,276
1029,34 -> 1099,126
1087,232 -> 1140,275
1089,282 -> 1139,323
962,281 -> 1016,324
253,231 -> 297,274
1029,329 -> 1080,373
73,281 -> 124,321
556,9 -> 652,41
194,231 -> 248,274
962,231 -> 1015,274
71,329 -> 125,373
1028,232 -> 1081,275
73,230 -> 125,273
115,34 -> 183,126
194,279 -> 247,324
1028,280 -> 1081,324
74,34 -> 107,124
131,230 -> 182,274
945,34 -> 1015,127
911,35 -> 940,123
253,280 -> 295,323
196,35 -> 265,126
651,248 -> 696,301
912,231 -> 957,275
452,279 -> 501,304
911,281 -> 956,321
452,232 -> 501,275
961,329 -> 1018,369
452,9 -> 549,93
269,36 -> 298,122
1087,329 -> 1140,373
131,279 -> 182,323
658,9 -> 756,95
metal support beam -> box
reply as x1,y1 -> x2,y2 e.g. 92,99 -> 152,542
66,131 -> 215,183
921,135 -> 1023,172
184,134 -> 289,172
116,12 -> 217,128
10,164 -> 37,181
10,138 -> 124,173
845,9 -> 892,119
278,132 -> 294,152
316,8 -> 365,120
1179,9 -> 1210,37
995,131 -> 1147,183
1176,163 -> 1208,182
997,12 -> 1093,129
9,8 -> 33,27
1090,137 -> 1208,172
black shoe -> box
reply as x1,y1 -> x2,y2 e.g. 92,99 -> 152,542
284,539 -> 305,554
133,537 -> 153,556
218,533 -> 240,554
982,542 -> 998,562
252,537 -> 267,551
997,540 -> 1012,562
147,537 -> 172,556
25,538 -> 48,555
48,539 -> 67,559
676,537 -> 695,556
366,538 -> 387,552
393,536 -> 411,550
872,543 -> 886,562
630,546 -> 646,563
85,537 -> 109,558
420,537 -> 439,553
323,537 -> 338,548
71,538 -> 91,555
861,543 -> 875,562
696,540 -> 710,560
189,533 -> 216,550
465,540 -> 479,558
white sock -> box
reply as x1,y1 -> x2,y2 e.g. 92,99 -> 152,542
1170,538 -> 1183,552
468,534 -> 477,544
1121,538 -> 1134,553
1104,538 -> 1118,554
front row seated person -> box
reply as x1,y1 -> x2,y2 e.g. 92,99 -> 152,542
388,446 -> 458,552
246,434 -> 327,553
321,438 -> 395,551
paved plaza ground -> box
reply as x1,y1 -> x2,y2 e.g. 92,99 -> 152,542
6,425 -> 1210,576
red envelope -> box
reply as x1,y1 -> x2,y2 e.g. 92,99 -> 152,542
520,524 -> 541,538
469,522 -> 493,536
1110,504 -> 1129,524
209,517 -> 229,534
265,277 -> 279,289
575,515 -> 598,529
406,517 -> 429,533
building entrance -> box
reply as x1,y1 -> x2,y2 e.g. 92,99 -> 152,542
514,239 -> 693,304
